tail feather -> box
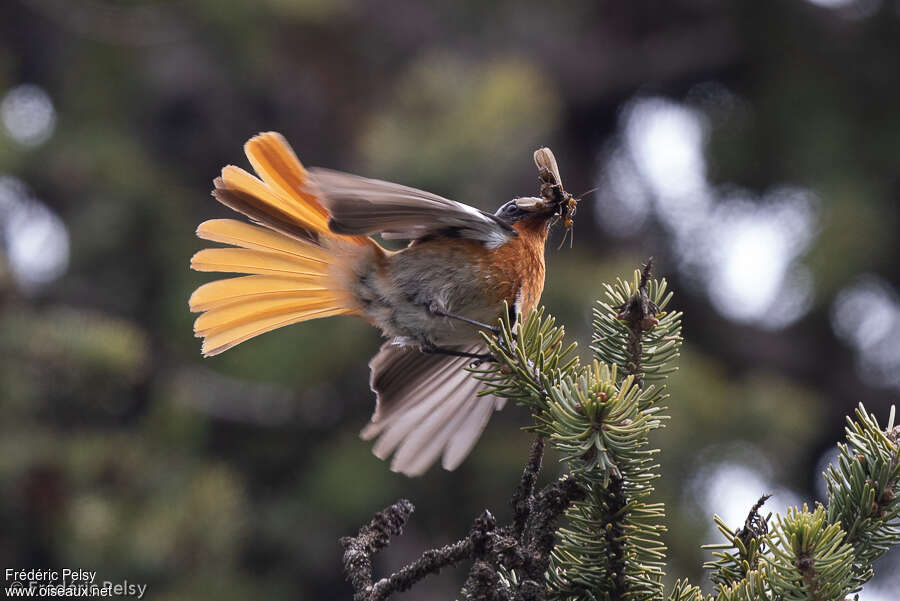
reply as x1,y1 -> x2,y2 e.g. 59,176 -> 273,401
190,275 -> 328,312
199,306 -> 350,357
221,165 -> 326,233
196,219 -> 331,264
194,292 -> 341,335
244,132 -> 331,223
191,132 -> 376,355
191,248 -> 328,278
211,180 -> 320,245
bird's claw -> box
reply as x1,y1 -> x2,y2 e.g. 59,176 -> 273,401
468,353 -> 498,368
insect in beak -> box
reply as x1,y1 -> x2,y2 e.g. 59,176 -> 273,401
533,147 -> 579,248
556,195 -> 577,249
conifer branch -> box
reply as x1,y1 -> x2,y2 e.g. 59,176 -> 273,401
543,261 -> 681,601
666,579 -> 704,601
702,404 -> 899,601
512,437 -> 547,539
614,257 -> 660,388
702,495 -> 772,591
341,499 -> 416,601
342,447 -> 585,601
823,404 -> 900,592
340,263 -> 900,601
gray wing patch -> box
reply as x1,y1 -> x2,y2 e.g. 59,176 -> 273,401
309,168 -> 516,247
363,339 -> 505,476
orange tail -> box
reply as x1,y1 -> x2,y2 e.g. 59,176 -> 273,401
189,132 -> 372,357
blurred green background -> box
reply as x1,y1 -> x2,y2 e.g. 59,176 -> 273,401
1,1 -> 899,599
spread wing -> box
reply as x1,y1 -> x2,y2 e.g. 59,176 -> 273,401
362,340 -> 506,476
309,168 -> 516,247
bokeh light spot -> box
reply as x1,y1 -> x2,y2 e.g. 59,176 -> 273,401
624,98 -> 708,204
0,175 -> 70,291
687,445 -> 802,538
1,84 -> 56,147
806,0 -> 882,19
832,276 -> 900,389
597,95 -> 818,329
594,146 -> 651,236
706,189 -> 817,327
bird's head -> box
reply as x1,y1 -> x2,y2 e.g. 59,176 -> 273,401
494,147 -> 578,240
493,196 -> 558,225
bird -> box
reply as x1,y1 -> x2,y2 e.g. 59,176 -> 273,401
189,132 -> 574,476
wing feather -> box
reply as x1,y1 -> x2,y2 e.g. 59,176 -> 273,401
363,340 -> 502,476
310,168 -> 515,246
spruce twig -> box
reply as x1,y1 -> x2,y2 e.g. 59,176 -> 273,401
705,406 -> 899,601
342,443 -> 584,601
340,262 -> 900,601
341,499 -> 415,601
615,257 -> 660,389
823,404 -> 900,592
736,494 -> 772,555
512,437 -> 547,539
702,495 -> 771,592
547,260 -> 679,601
609,257 -> 660,600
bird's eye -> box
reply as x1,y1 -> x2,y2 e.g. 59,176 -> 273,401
496,201 -> 522,220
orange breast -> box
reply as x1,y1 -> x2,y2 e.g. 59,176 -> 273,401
482,217 -> 548,315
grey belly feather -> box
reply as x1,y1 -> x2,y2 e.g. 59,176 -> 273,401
354,245 -> 507,348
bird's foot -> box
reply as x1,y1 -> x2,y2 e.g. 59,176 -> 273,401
421,344 -> 497,366
424,303 -> 502,336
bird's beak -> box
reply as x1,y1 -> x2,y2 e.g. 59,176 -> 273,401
513,196 -> 559,215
